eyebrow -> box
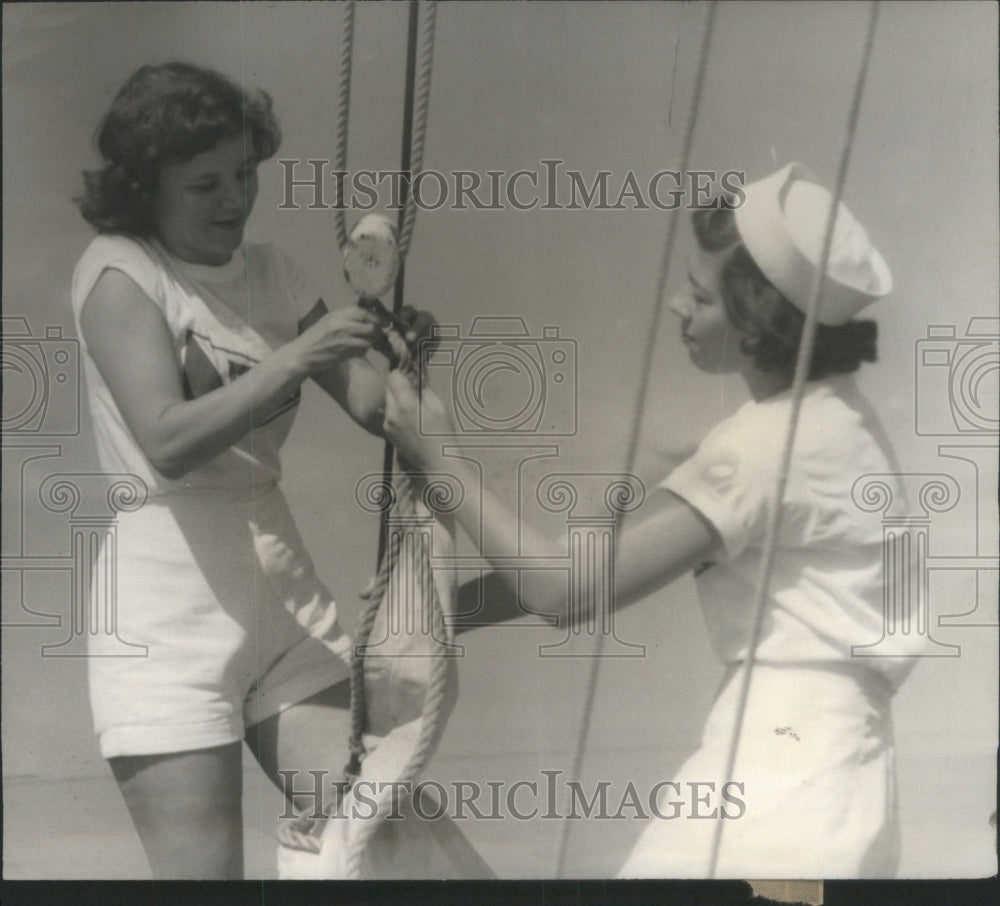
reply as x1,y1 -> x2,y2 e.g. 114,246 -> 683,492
687,270 -> 711,295
187,155 -> 257,180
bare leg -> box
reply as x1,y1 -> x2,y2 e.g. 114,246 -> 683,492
109,742 -> 244,879
245,680 -> 353,818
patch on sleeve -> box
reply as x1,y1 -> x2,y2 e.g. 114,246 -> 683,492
704,461 -> 737,482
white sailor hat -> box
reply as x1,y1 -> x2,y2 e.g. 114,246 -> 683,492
733,163 -> 892,325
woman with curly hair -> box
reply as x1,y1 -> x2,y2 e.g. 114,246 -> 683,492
72,62 -> 429,878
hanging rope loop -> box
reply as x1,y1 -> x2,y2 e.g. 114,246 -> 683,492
333,0 -> 356,252
398,0 -> 437,260
332,0 -> 438,264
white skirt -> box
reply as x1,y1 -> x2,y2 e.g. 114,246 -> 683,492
618,661 -> 900,879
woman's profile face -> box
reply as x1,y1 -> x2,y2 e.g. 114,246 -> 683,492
152,135 -> 259,265
670,248 -> 751,375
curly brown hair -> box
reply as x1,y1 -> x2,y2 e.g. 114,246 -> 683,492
76,62 -> 281,237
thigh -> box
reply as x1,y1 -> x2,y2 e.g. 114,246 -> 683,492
110,742 -> 244,879
246,680 -> 352,817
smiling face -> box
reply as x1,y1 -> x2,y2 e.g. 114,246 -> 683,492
669,248 -> 754,376
152,135 -> 258,265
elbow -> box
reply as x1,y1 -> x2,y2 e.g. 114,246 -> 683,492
147,450 -> 194,482
351,398 -> 386,438
516,577 -> 568,623
152,462 -> 190,482
141,431 -> 199,481
359,411 -> 386,438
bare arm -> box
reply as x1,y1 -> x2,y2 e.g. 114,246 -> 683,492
298,299 -> 389,436
383,372 -> 720,623
79,269 -> 380,479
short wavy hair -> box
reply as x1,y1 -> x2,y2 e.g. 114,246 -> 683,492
691,205 -> 877,380
76,62 -> 281,237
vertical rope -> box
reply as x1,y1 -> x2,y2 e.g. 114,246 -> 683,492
376,0 -> 436,571
398,0 -> 437,259
553,1 -> 718,878
333,5 -> 450,875
706,1 -> 881,878
333,0 -> 355,251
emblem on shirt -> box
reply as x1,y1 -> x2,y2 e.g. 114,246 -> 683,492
181,329 -> 299,423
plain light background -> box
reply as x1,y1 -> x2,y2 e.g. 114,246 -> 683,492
2,1 -> 997,878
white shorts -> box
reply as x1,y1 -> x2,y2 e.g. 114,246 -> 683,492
88,486 -> 352,759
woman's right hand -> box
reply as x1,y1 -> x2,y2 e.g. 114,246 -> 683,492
288,305 -> 383,377
383,371 -> 456,471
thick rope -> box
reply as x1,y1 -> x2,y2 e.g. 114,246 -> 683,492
376,0 -> 437,570
331,0 -> 436,262
344,528 -> 401,784
333,0 -> 356,251
342,0 -> 443,810
397,0 -> 437,259
553,1 -> 718,878
706,1 -> 882,878
343,0 -> 442,803
343,353 -> 458,878
278,2 -> 447,867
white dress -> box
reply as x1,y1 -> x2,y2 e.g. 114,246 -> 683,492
71,235 -> 351,759
619,377 -> 926,878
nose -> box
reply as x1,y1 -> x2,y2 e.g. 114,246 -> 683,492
219,178 -> 245,212
669,287 -> 692,320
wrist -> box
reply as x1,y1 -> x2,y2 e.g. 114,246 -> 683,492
403,434 -> 449,473
275,337 -> 311,383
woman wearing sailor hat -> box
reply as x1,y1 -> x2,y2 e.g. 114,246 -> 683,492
383,163 -> 923,877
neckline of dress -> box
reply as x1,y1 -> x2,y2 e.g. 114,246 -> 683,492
151,238 -> 247,284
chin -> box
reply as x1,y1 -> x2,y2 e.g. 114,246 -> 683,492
211,236 -> 243,259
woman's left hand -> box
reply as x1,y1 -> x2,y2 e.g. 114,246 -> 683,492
383,371 -> 454,470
